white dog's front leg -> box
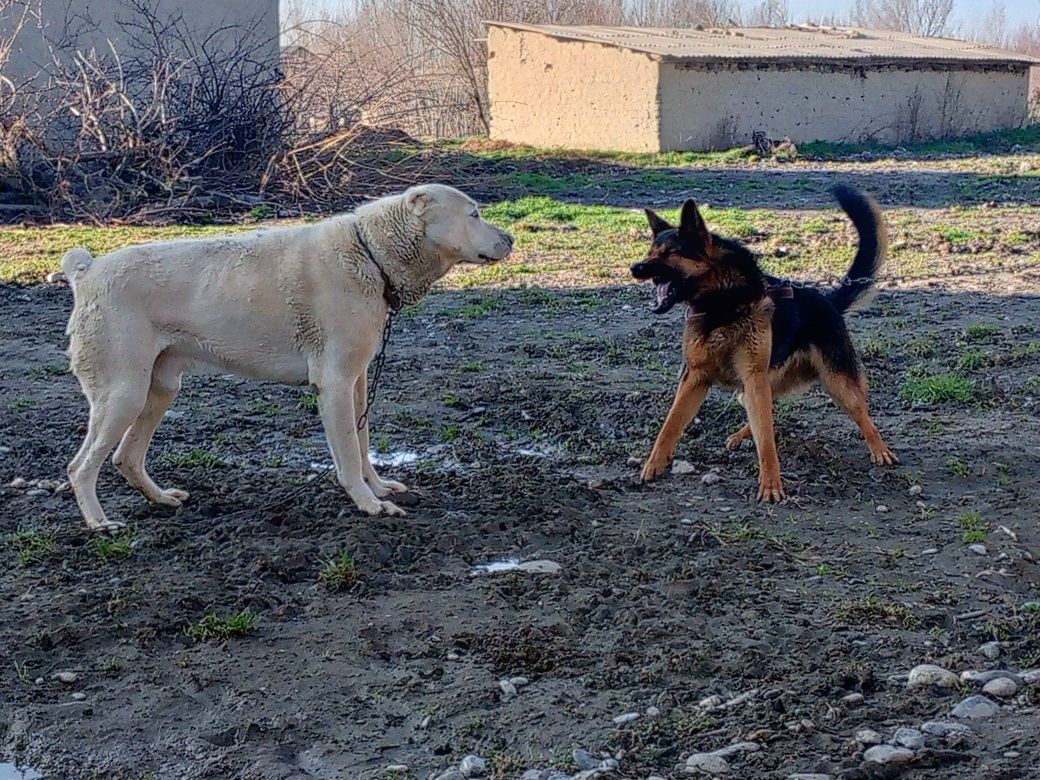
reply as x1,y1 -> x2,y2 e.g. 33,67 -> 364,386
316,372 -> 404,517
354,372 -> 408,498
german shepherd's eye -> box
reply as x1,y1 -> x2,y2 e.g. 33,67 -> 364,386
470,210 -> 479,219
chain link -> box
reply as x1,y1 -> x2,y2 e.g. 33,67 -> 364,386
357,311 -> 395,433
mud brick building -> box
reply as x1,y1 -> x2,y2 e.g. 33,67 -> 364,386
486,23 -> 1038,152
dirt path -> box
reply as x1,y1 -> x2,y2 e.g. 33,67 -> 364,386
2,262 -> 1039,779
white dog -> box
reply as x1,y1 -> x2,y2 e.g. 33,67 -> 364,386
62,184 -> 513,531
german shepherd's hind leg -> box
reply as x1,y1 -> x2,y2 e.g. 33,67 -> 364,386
641,367 -> 710,482
819,363 -> 898,466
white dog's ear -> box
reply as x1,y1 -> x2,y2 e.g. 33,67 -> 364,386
405,188 -> 431,216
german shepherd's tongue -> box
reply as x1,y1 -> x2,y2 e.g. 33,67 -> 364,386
652,280 -> 681,314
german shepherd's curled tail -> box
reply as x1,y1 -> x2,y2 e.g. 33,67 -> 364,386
827,184 -> 887,314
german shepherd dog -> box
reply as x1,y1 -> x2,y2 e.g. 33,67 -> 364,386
631,185 -> 897,502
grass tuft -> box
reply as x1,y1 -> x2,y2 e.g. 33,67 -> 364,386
6,529 -> 57,566
185,609 -> 259,642
89,529 -> 136,562
900,373 -> 973,404
318,551 -> 360,592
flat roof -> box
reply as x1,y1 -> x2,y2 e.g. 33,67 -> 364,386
485,23 -> 1040,66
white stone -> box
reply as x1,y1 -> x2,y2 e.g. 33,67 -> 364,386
921,548 -> 939,555
646,705 -> 661,718
982,677 -> 1018,698
672,460 -> 696,475
459,755 -> 487,778
968,544 -> 988,555
52,671 -> 78,684
613,712 -> 640,725
1020,669 -> 1040,685
684,753 -> 729,775
70,692 -> 87,701
855,729 -> 883,745
862,745 -> 914,765
876,504 -> 889,513
701,471 -> 720,485
906,664 -> 958,690
921,721 -> 971,739
973,640 -> 998,661
908,485 -> 923,496
516,559 -> 562,575
498,679 -> 517,698
841,692 -> 864,706
891,727 -> 924,750
951,695 -> 1000,719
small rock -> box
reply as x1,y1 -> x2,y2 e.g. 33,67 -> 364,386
516,560 -> 562,575
697,694 -> 723,710
434,770 -> 464,780
921,721 -> 971,739
672,460 -> 696,475
52,671 -> 78,684
855,729 -> 883,745
26,488 -> 49,498
951,695 -> 1000,720
908,485 -> 923,496
612,712 -> 640,725
572,750 -> 598,771
713,742 -> 760,758
459,755 -> 487,778
891,726 -> 924,750
684,752 -> 729,775
968,543 -> 988,555
862,745 -> 914,765
1020,669 -> 1040,685
701,471 -> 720,485
840,692 -> 864,706
646,705 -> 661,718
876,504 -> 889,513
498,679 -> 517,698
978,641 -> 1001,660
982,677 -> 1018,698
70,692 -> 87,701
33,677 -> 43,685
1004,750 -> 1021,758
509,676 -> 529,688
906,664 -> 958,690
921,547 -> 939,555
960,669 -> 1021,685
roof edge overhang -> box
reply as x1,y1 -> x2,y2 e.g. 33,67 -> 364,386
483,21 -> 1040,67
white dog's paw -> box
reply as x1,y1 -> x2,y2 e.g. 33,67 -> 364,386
357,498 -> 406,517
155,488 -> 190,507
87,517 -> 127,534
371,479 -> 408,497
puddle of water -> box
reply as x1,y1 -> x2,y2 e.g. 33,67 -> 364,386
370,450 -> 420,468
0,764 -> 43,780
472,557 -> 520,574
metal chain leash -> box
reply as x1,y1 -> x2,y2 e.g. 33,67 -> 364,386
356,311 -> 396,433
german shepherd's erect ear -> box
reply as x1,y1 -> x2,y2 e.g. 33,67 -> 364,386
644,208 -> 673,237
678,199 -> 710,245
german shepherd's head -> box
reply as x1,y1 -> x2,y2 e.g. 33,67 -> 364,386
631,200 -> 761,314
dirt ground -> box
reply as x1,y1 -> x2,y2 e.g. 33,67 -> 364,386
2,170 -> 1040,780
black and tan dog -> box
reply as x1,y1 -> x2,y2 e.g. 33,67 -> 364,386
631,185 -> 897,502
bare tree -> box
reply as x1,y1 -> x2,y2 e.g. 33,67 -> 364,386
747,0 -> 789,27
851,0 -> 954,36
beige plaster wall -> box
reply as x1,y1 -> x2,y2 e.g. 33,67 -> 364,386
488,26 -> 663,152
658,63 -> 1030,150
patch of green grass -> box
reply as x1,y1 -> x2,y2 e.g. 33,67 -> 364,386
801,124 -> 1040,159
160,448 -> 223,468
964,323 -> 1001,343
906,335 -> 936,358
0,223 -> 254,284
900,373 -> 973,404
938,226 -> 981,243
445,137 -> 755,167
6,529 -> 57,566
248,204 -> 275,220
89,529 -> 136,562
957,511 -> 988,544
439,424 -> 461,442
185,609 -> 259,642
946,457 -> 970,477
837,595 -> 919,629
1028,377 -> 1040,395
250,400 -> 281,417
318,551 -> 360,592
299,393 -> 319,412
957,349 -> 992,371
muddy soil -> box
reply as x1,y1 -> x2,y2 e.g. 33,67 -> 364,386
2,252 -> 1040,777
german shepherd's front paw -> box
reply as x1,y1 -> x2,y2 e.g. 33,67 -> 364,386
869,445 -> 899,466
640,457 -> 670,483
757,474 -> 786,503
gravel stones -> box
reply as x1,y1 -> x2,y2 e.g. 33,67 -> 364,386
906,664 -> 958,690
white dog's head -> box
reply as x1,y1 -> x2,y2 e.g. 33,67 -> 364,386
404,184 -> 513,267
356,184 -> 514,307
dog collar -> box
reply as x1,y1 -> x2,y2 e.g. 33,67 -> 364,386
355,225 -> 402,312
767,285 -> 794,300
